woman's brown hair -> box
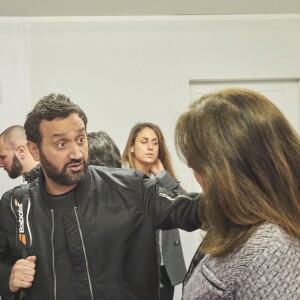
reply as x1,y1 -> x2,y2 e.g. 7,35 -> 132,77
175,87 -> 300,256
122,122 -> 176,178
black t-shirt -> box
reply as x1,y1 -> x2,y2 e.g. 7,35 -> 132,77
44,188 -> 79,300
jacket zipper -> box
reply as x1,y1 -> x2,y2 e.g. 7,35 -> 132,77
74,207 -> 94,300
51,210 -> 57,300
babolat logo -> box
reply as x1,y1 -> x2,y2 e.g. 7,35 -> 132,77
14,199 -> 26,245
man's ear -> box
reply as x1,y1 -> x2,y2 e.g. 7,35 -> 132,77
16,145 -> 26,159
27,141 -> 40,161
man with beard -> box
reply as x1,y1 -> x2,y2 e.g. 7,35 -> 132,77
0,125 -> 40,183
0,94 -> 200,300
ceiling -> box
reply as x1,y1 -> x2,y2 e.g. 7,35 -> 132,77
1,0 -> 300,17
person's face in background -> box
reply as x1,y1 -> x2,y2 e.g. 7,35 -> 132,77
0,138 -> 23,179
36,113 -> 88,192
131,127 -> 159,168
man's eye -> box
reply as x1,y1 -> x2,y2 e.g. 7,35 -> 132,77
57,142 -> 66,149
77,137 -> 85,144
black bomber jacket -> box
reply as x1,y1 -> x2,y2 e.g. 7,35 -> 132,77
0,166 -> 200,300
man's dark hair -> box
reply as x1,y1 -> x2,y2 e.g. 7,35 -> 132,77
24,94 -> 88,146
88,131 -> 121,168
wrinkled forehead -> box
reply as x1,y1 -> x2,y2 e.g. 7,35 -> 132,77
39,113 -> 86,141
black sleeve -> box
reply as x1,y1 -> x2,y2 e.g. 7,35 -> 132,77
0,193 -> 16,298
155,170 -> 186,194
141,176 -> 201,231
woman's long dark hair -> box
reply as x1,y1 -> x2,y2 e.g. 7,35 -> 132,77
175,88 -> 300,256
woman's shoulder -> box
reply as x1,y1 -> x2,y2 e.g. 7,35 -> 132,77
246,222 -> 299,251
199,223 -> 299,283
234,223 -> 300,298
184,223 -> 300,299
228,223 -> 299,268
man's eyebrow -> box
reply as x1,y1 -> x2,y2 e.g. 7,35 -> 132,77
51,127 -> 86,139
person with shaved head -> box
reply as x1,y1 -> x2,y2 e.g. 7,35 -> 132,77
0,125 -> 39,183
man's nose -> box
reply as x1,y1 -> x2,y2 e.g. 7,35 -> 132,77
69,143 -> 83,160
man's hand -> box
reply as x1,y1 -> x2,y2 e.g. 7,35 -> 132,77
9,256 -> 36,292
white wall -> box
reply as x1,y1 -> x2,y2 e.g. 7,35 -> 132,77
0,19 -> 31,192
1,15 -> 300,299
27,15 -> 300,176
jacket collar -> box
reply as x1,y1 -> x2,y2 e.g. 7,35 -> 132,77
38,166 -> 92,206
23,164 -> 40,183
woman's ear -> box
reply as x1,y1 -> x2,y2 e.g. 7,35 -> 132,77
27,141 -> 40,161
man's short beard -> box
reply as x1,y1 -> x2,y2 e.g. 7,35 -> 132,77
39,149 -> 87,186
8,154 -> 23,179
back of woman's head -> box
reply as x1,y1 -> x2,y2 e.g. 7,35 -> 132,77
175,87 -> 300,256
122,122 -> 176,177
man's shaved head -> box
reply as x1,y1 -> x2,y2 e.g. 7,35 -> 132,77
0,125 -> 27,150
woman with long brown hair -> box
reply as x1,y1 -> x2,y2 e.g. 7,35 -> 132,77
122,122 -> 187,300
176,88 -> 300,299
